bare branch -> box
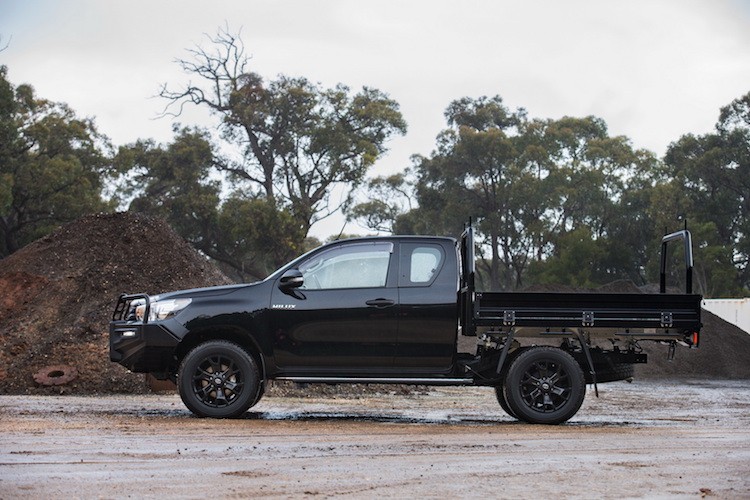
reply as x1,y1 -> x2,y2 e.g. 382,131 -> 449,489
157,25 -> 250,119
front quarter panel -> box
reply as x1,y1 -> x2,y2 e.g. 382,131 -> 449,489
178,281 -> 274,357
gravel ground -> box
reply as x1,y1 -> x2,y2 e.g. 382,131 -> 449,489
1,379 -> 749,499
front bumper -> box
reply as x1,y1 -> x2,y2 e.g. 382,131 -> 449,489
109,321 -> 180,373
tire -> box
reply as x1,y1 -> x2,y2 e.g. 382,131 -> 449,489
494,385 -> 517,418
178,340 -> 260,418
586,362 -> 635,384
504,346 -> 586,425
250,381 -> 266,408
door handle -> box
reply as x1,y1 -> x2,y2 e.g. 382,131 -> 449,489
366,298 -> 395,308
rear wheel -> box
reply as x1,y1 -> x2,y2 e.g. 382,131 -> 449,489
494,385 -> 516,418
178,340 -> 260,418
504,346 -> 586,425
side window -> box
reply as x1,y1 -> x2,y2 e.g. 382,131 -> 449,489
298,242 -> 393,290
400,244 -> 445,287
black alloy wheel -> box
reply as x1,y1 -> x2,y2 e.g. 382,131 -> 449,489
178,340 -> 260,418
504,346 -> 585,425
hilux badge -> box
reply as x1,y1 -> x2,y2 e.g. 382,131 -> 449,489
272,304 -> 296,309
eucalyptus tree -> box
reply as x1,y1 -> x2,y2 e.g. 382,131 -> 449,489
530,116 -> 659,286
355,96 -> 657,290
663,91 -> 750,296
0,66 -> 112,257
158,26 -> 406,239
400,96 -> 544,290
347,172 -> 415,234
114,127 -> 303,281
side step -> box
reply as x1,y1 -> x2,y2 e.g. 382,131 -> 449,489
276,376 -> 475,386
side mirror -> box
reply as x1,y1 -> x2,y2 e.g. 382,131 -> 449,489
279,269 -> 304,290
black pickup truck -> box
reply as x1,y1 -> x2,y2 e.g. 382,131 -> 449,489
110,224 -> 701,424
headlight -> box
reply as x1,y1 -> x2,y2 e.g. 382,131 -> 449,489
135,298 -> 192,322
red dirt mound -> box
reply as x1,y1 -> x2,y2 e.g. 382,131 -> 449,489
0,212 -> 232,394
637,309 -> 750,379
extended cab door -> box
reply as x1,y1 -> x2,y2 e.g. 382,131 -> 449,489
269,240 -> 399,373
395,241 -> 459,373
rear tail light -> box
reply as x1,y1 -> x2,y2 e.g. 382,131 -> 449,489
690,331 -> 700,348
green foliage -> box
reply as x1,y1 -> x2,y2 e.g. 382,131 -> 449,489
0,66 -> 15,217
352,92 -> 749,297
662,91 -> 750,295
527,228 -> 608,288
113,128 -> 307,281
113,126 -> 220,246
160,27 -> 406,238
211,195 -> 307,281
377,96 -> 654,291
144,27 -> 406,279
348,172 -> 413,233
2,41 -> 746,297
0,66 -> 113,257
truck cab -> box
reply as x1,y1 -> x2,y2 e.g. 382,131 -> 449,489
268,236 -> 460,376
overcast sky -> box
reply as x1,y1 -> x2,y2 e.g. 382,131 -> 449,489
2,0 -> 749,237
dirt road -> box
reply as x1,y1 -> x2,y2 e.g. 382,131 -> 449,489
1,379 -> 748,498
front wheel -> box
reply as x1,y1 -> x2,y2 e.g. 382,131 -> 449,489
178,340 -> 261,418
504,346 -> 586,425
